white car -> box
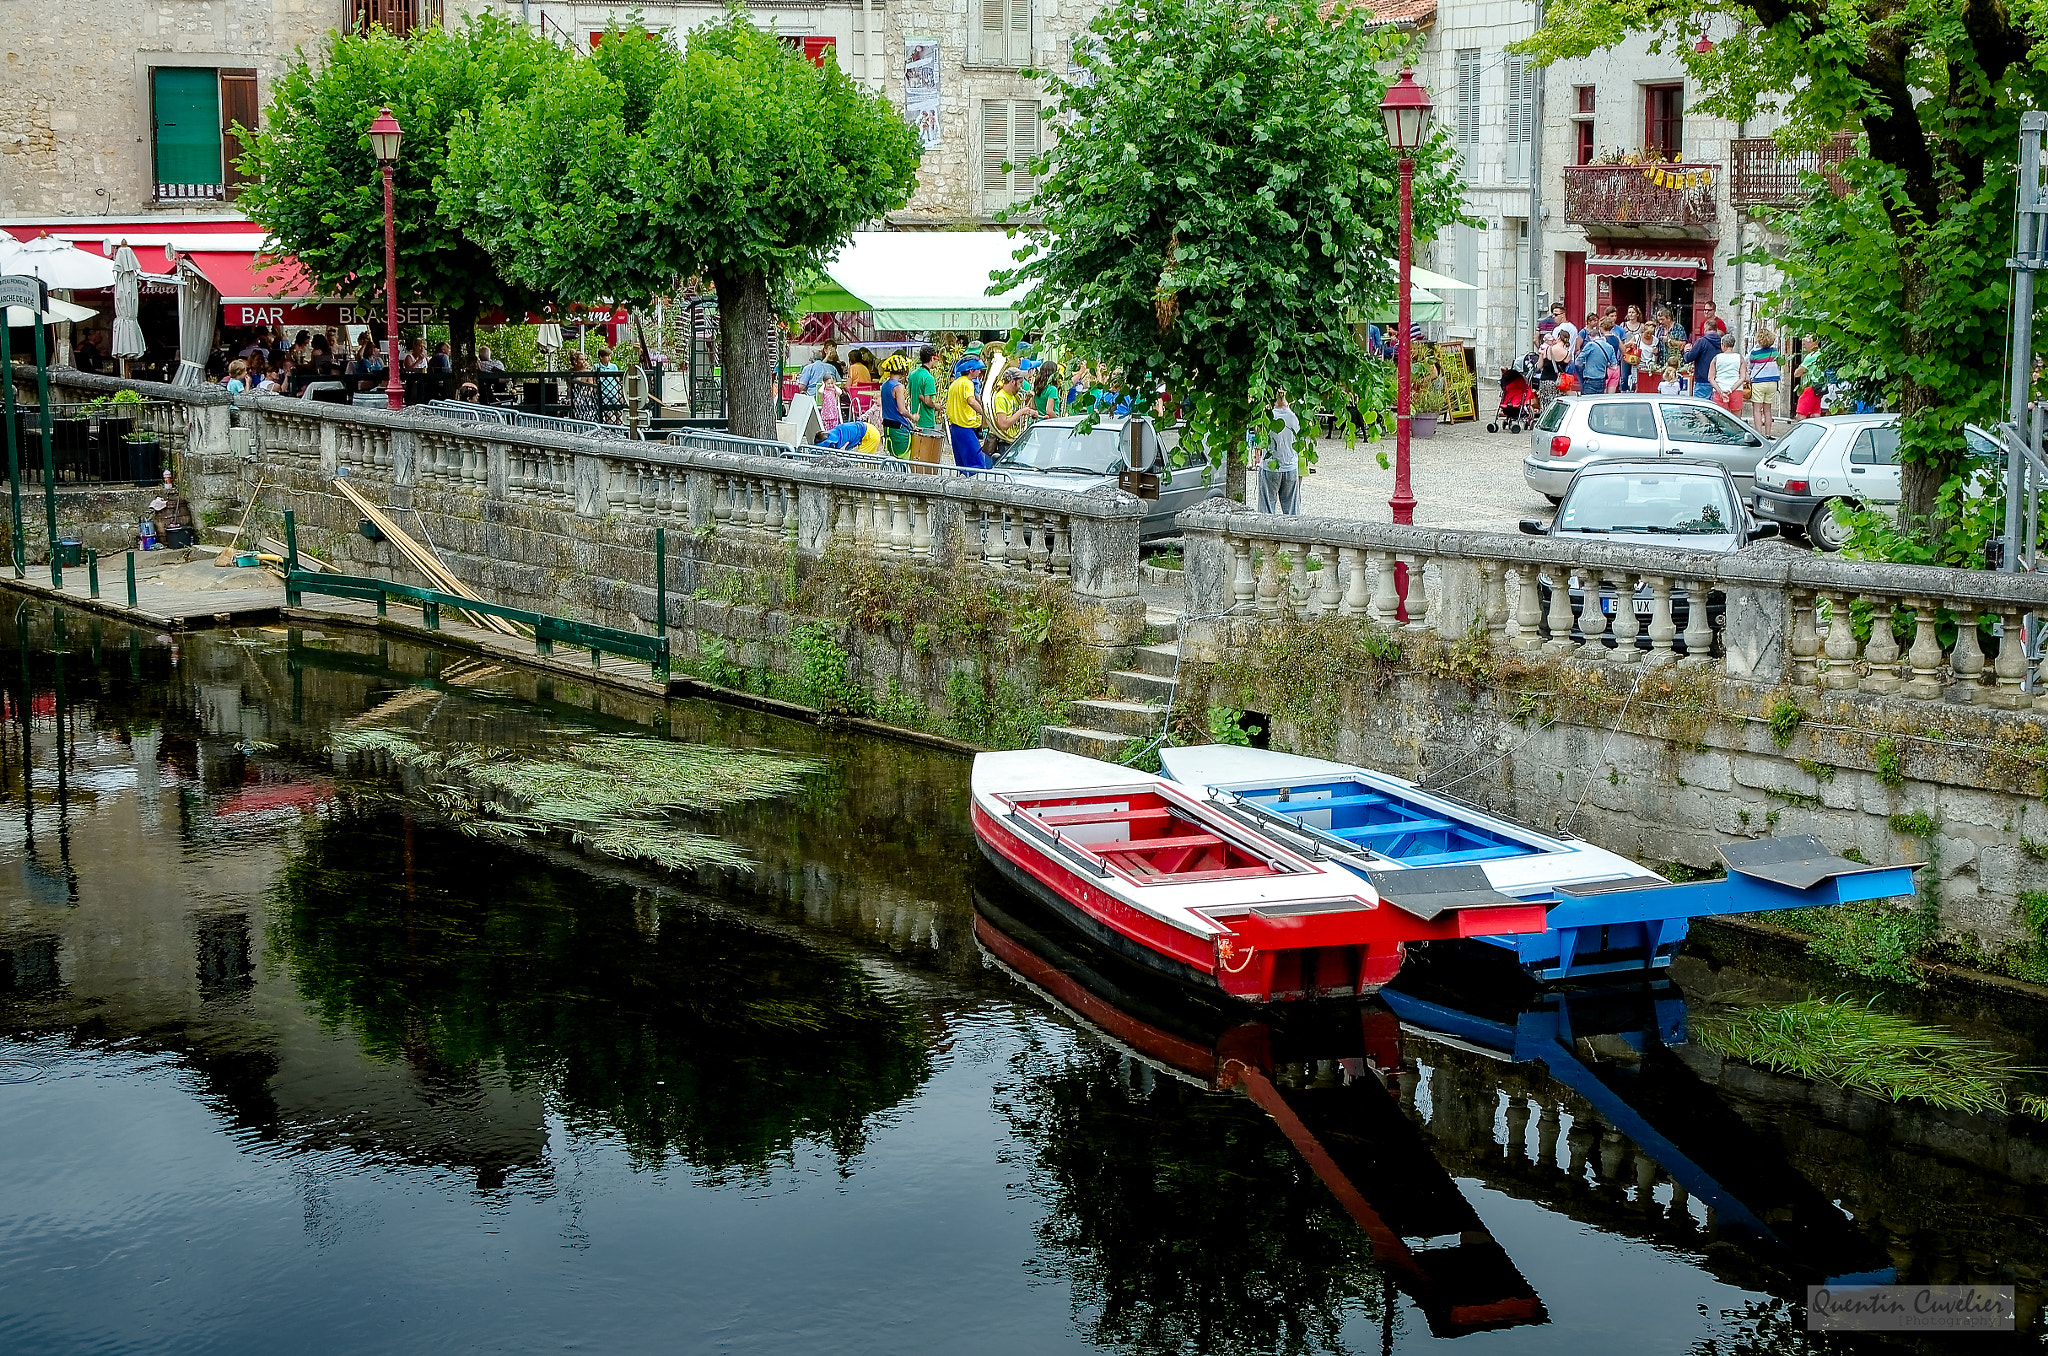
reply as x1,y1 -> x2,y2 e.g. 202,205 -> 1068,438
1751,415 -> 2002,550
1524,393 -> 1773,503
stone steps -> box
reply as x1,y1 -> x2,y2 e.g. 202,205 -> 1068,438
1035,624 -> 1179,760
1130,642 -> 1182,679
1041,725 -> 1135,760
1067,698 -> 1166,739
1108,668 -> 1176,704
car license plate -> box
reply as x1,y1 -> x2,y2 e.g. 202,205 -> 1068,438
1600,597 -> 1656,616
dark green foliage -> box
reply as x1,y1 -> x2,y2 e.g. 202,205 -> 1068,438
268,811 -> 930,1172
1765,696 -> 1804,749
1005,0 -> 1465,497
1209,615 -> 1401,754
1873,738 -> 1906,788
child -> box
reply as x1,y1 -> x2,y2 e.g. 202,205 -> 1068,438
816,375 -> 843,431
1658,364 -> 1683,396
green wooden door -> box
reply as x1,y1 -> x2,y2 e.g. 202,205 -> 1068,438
152,68 -> 222,185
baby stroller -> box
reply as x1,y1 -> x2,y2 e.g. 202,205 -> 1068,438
1490,364 -> 1540,433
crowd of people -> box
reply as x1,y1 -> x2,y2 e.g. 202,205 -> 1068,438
1531,301 -> 1809,436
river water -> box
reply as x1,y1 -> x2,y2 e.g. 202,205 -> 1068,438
0,608 -> 2043,1354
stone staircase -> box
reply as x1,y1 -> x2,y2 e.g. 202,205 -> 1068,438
1040,615 -> 1183,760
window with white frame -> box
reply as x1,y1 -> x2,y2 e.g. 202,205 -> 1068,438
1504,54 -> 1534,181
982,99 -> 1039,211
972,0 -> 1031,67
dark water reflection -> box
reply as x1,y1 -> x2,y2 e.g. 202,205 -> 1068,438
1,608 -> 2046,1354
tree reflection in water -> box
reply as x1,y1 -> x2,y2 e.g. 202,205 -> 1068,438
1002,1044 -> 1389,1356
268,809 -> 931,1176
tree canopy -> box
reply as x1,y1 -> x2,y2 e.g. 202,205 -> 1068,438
236,14 -> 568,375
1002,0 -> 1466,499
444,17 -> 923,439
1519,0 -> 2048,529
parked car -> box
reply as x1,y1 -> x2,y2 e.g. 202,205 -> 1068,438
1750,414 -> 2002,550
1518,459 -> 1780,653
989,414 -> 1220,539
1524,393 -> 1773,504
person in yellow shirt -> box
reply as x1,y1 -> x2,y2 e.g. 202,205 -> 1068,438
947,356 -> 987,471
987,366 -> 1032,457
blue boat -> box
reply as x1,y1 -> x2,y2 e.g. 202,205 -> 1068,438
1156,746 -> 1918,982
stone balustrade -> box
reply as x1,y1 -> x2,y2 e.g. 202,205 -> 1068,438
1180,502 -> 2048,704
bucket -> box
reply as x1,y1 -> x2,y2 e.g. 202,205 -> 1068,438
234,551 -> 260,568
54,539 -> 84,567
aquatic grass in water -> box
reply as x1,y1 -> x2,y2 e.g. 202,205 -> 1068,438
1696,996 -> 2023,1114
331,726 -> 820,871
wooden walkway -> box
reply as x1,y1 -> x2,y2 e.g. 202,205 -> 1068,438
0,550 -> 286,629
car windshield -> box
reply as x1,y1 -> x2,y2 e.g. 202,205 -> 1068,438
1762,420 -> 1829,469
997,422 -> 1124,474
1556,473 -> 1737,535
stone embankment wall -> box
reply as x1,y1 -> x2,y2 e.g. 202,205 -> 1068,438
16,366 -> 2048,957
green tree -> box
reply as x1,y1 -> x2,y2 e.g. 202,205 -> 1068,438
1003,0 -> 1465,501
236,14 -> 568,381
447,16 -> 923,439
1519,0 -> 2048,526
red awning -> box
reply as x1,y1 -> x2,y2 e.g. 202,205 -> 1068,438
182,249 -> 316,303
1587,256 -> 1702,280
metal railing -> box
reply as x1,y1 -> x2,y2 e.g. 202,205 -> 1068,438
1729,132 -> 1856,208
1562,164 -> 1719,232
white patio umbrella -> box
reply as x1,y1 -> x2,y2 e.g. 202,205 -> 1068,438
0,234 -> 118,290
2,297 -> 97,327
111,244 -> 147,362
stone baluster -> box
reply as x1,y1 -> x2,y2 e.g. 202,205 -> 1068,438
1232,539 -> 1256,611
984,508 -> 1009,569
1788,590 -> 1820,686
1950,606 -> 1986,703
714,475 -> 736,529
1543,567 -> 1577,653
888,493 -> 911,552
1576,569 -> 1609,657
910,495 -> 934,555
1644,575 -> 1678,663
747,478 -> 769,530
1902,599 -> 1944,700
1400,554 -> 1429,632
1370,551 -> 1402,628
1256,544 -> 1283,616
1033,511 -> 1056,574
1862,599 -> 1903,695
1608,571 -> 1642,661
1820,591 -> 1860,691
1991,605 -> 2029,708
2035,639 -> 2048,711
1338,546 -> 1368,618
1314,546 -> 1341,614
1050,515 -> 1072,576
1476,560 -> 1508,640
835,491 -> 860,545
1508,566 -> 1543,649
766,481 -> 788,535
1680,579 -> 1713,664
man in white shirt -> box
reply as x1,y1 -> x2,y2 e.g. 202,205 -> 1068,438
1257,390 -> 1302,515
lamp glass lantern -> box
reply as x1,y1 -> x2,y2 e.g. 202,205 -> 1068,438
368,107 -> 404,165
1379,69 -> 1435,152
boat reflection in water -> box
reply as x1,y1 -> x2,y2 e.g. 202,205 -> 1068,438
1382,960 -> 1897,1290
972,883 -> 1548,1341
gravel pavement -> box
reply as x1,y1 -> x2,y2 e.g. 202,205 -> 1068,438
1294,416 -> 1555,533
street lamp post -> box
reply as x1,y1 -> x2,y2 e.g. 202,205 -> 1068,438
368,107 -> 405,412
1379,69 -> 1434,527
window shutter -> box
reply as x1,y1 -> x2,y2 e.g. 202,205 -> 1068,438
976,0 -> 1006,63
983,100 -> 1011,201
151,68 -> 224,188
1455,50 -> 1480,147
1012,100 -> 1039,199
219,69 -> 258,196
1504,55 -> 1531,181
1007,0 -> 1031,65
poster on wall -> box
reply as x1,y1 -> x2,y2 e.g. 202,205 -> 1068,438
905,40 -> 941,148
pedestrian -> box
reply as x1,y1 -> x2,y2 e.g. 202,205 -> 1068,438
428,341 -> 453,375
987,366 -> 1032,456
947,356 -> 988,473
847,349 -> 874,385
816,374 -> 843,431
796,346 -> 838,394
1696,300 -> 1727,336
1682,325 -> 1722,400
909,345 -> 944,473
1710,340 -> 1747,414
476,345 -> 506,376
878,355 -> 914,458
402,338 -> 428,373
1548,303 -> 1578,354
1576,315 -> 1618,393
1618,305 -> 1644,390
1025,358 -> 1062,417
1657,363 -> 1683,396
1746,330 -> 1782,434
224,359 -> 249,395
1257,390 -> 1301,515
1651,306 -> 1687,372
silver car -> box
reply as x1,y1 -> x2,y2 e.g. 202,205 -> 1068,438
989,414 -> 1221,538
1751,414 -> 2003,550
1524,393 -> 1773,503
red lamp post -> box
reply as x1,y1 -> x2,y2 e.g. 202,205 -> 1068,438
1379,68 -> 1434,526
368,106 -> 405,411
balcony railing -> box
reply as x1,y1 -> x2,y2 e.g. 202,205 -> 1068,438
1561,163 -> 1719,235
155,182 -> 226,203
350,0 -> 442,36
1729,132 -> 1856,208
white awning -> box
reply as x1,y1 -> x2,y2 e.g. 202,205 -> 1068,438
803,231 -> 1027,330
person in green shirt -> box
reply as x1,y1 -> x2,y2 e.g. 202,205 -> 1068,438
1023,358 -> 1062,417
907,344 -> 942,474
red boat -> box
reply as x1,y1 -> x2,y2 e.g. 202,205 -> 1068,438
970,750 -> 1549,1002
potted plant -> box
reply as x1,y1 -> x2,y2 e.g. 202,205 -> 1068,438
123,429 -> 161,486
1411,376 -> 1447,438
